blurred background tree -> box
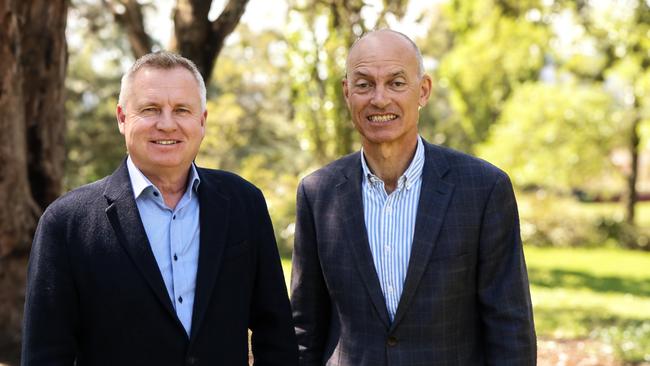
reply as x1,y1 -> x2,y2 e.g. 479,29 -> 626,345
0,0 -> 67,357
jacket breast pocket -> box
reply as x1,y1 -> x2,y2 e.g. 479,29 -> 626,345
223,240 -> 250,260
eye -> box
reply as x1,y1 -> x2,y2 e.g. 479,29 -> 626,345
391,80 -> 407,88
355,82 -> 370,89
141,107 -> 159,114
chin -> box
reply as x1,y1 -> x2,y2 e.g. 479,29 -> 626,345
362,132 -> 402,144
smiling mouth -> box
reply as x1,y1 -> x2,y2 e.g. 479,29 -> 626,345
367,114 -> 397,122
152,140 -> 180,145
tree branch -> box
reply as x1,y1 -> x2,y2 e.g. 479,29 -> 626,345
206,0 -> 249,75
103,0 -> 152,59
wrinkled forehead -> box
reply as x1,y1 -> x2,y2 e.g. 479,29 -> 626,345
346,32 -> 419,76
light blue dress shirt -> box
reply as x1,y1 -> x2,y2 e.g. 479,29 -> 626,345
360,136 -> 425,321
127,156 -> 201,336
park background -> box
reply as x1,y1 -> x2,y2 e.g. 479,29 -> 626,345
1,0 -> 650,364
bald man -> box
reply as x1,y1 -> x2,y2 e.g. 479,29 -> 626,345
290,29 -> 536,366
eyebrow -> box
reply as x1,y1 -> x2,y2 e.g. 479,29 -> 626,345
351,70 -> 408,79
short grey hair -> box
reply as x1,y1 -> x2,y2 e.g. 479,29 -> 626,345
118,51 -> 207,111
347,29 -> 425,78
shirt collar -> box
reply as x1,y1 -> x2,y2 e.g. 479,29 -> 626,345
126,156 -> 201,200
361,135 -> 425,191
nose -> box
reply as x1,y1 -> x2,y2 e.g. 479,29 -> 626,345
370,85 -> 390,109
155,109 -> 177,131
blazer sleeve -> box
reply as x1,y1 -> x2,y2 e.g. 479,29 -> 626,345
22,208 -> 79,366
477,172 -> 537,365
248,188 -> 299,366
290,181 -> 331,366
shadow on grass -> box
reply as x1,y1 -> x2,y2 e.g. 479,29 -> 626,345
528,268 -> 650,298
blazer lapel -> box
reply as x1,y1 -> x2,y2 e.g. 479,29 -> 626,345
338,155 -> 391,329
391,142 -> 454,330
189,170 -> 230,341
103,160 -> 182,329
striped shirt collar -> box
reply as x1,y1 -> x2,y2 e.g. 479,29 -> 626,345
361,136 -> 425,191
126,156 -> 201,201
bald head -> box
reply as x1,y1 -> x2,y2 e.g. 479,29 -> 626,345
346,29 -> 425,79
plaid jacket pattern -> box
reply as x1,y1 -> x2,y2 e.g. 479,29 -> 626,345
291,139 -> 536,366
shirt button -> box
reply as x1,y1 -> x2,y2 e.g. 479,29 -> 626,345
173,254 -> 178,261
178,296 -> 183,303
172,214 -> 176,220
153,191 -> 159,197
386,206 -> 392,214
387,286 -> 394,294
384,245 -> 391,252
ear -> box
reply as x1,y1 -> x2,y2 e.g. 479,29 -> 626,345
418,75 -> 433,108
200,110 -> 207,132
342,78 -> 350,101
116,105 -> 126,135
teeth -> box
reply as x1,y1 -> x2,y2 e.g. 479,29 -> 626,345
155,140 -> 177,145
368,114 -> 397,122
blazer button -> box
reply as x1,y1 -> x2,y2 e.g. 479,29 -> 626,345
387,336 -> 398,347
186,356 -> 197,365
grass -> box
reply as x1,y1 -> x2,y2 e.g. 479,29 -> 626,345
281,246 -> 650,363
526,246 -> 650,363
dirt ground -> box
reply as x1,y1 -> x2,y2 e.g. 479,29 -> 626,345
537,337 -> 650,366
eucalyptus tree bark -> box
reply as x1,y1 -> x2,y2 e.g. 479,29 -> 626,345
172,0 -> 249,81
0,0 -> 67,362
103,0 -> 153,59
105,0 -> 250,82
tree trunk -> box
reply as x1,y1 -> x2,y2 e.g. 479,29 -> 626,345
173,0 -> 250,81
106,0 -> 250,84
0,0 -> 68,363
625,108 -> 640,229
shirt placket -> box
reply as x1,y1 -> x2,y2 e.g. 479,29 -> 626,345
172,190 -> 193,306
169,208 -> 183,310
382,186 -> 401,318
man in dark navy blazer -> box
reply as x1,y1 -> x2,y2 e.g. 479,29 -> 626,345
22,51 -> 298,365
291,30 -> 536,365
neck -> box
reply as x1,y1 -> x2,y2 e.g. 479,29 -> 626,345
363,137 -> 418,194
142,166 -> 191,209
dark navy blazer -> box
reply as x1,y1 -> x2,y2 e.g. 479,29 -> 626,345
22,160 -> 298,366
291,139 -> 536,366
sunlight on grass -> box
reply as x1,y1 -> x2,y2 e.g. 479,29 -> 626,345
526,246 -> 650,363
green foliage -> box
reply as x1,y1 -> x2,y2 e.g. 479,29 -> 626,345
65,1 -> 132,189
430,1 -> 548,151
285,0 -> 411,163
195,26 -> 305,254
527,246 -> 650,362
285,4 -> 356,164
477,82 -> 619,189
517,192 -> 611,248
517,191 -> 650,249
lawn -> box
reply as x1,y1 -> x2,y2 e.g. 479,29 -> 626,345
281,246 -> 650,363
526,246 -> 650,363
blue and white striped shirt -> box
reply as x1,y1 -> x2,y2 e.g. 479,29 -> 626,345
361,136 -> 425,321
127,156 -> 201,336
